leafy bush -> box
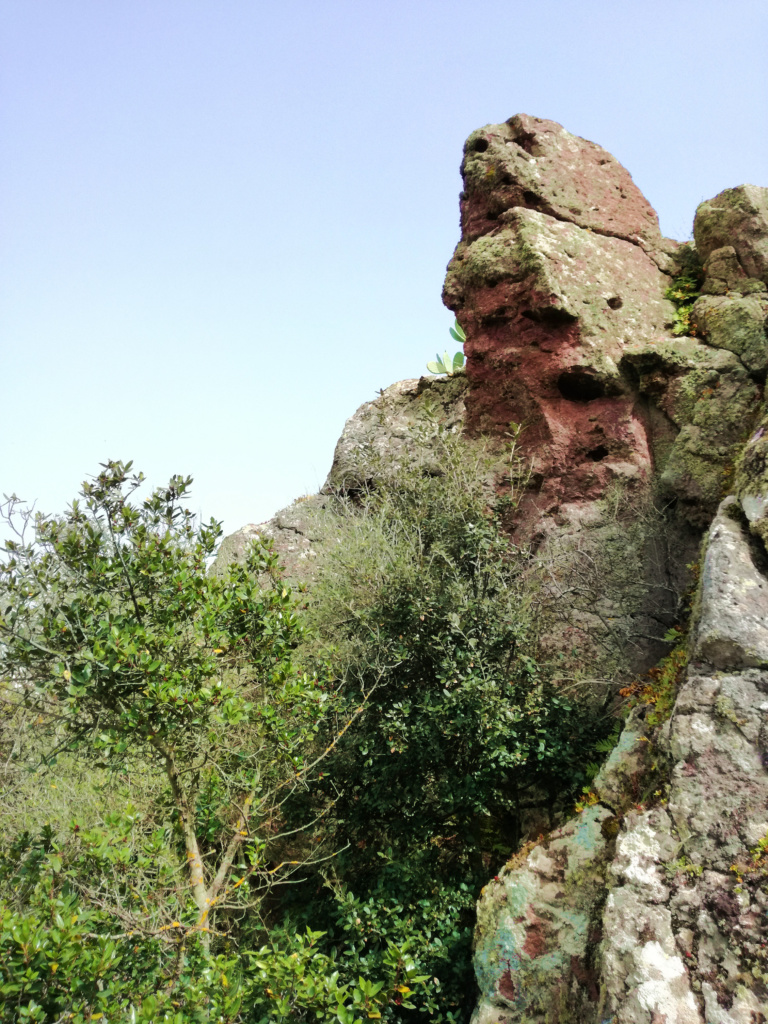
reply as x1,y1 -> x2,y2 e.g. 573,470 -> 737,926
0,438 -> 610,1022
278,419 -> 608,1019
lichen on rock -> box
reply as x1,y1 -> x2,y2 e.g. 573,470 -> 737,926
694,185 -> 768,286
213,113 -> 768,1024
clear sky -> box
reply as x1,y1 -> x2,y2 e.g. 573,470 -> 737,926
2,0 -> 766,535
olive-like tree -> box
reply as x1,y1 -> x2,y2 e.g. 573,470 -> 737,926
0,462 -> 330,951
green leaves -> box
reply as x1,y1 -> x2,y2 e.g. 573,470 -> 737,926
448,321 -> 466,345
0,461 -> 313,757
426,351 -> 465,376
426,320 -> 466,376
664,271 -> 702,337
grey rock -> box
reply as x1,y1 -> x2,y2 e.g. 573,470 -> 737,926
323,375 -> 468,493
214,376 -> 470,586
694,497 -> 768,669
694,185 -> 768,285
471,497 -> 768,1021
211,494 -> 336,586
691,293 -> 768,375
592,706 -> 654,811
700,244 -> 767,297
471,804 -> 612,1024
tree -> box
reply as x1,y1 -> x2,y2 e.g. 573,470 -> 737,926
0,462 -> 329,953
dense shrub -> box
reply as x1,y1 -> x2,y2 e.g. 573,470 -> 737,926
0,433 -> 611,1022
278,420 -> 609,1019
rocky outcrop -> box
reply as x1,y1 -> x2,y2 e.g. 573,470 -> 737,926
322,374 -> 468,493
694,185 -> 768,286
443,115 -> 677,522
472,499 -> 768,1024
215,114 -> 768,1022
442,118 -> 767,536
212,376 -> 470,584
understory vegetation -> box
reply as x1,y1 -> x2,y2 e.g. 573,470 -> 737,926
0,426 -> 614,1023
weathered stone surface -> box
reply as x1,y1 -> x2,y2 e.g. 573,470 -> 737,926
592,706 -> 656,811
210,495 -> 337,586
736,411 -> 768,546
658,360 -> 760,525
694,185 -> 768,285
471,496 -> 768,1022
694,497 -> 768,669
700,245 -> 768,297
215,376 -> 470,585
691,293 -> 768,375
459,113 -> 666,250
444,196 -> 673,516
667,669 -> 768,867
600,808 -> 701,1024
472,804 -> 612,1024
322,374 -> 468,493
445,115 -> 675,525
443,115 -> 767,534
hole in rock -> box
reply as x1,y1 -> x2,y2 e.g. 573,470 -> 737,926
472,137 -> 489,153
510,128 -> 537,155
557,369 -> 607,402
586,445 -> 610,462
522,190 -> 539,205
521,307 -> 578,328
607,296 -> 623,310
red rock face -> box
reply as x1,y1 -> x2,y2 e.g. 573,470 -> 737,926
459,114 -> 664,250
443,114 -> 678,528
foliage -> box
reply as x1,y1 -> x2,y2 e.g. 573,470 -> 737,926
277,419 -> 610,1019
665,272 -> 702,337
0,437 -> 613,1022
619,643 -> 687,726
304,423 -> 596,847
0,832 -> 429,1023
0,463 -> 346,1018
427,320 -> 466,375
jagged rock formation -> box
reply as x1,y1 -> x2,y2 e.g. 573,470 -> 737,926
473,499 -> 768,1023
442,115 -> 765,533
446,122 -> 768,1021
218,114 -> 768,1022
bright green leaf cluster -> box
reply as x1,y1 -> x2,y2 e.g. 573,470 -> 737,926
426,321 -> 466,375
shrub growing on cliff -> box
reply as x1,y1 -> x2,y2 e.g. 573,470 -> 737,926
304,423 -> 595,847
281,420 -> 606,1019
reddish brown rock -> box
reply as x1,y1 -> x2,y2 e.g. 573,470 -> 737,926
444,116 -> 678,528
459,114 -> 669,254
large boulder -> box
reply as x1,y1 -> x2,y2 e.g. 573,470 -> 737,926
212,376 -> 470,585
694,185 -> 768,286
691,294 -> 768,376
445,119 -> 768,536
458,113 -> 668,254
444,116 -> 676,504
322,374 -> 468,493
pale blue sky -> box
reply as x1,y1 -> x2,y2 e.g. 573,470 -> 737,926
2,1 -> 766,534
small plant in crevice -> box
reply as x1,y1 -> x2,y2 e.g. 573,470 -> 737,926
427,320 -> 466,375
619,643 -> 688,726
665,270 -> 703,337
